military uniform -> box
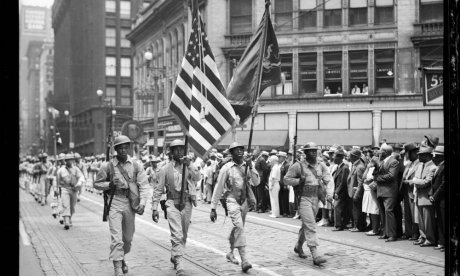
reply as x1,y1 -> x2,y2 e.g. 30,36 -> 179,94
284,142 -> 333,265
152,140 -> 200,276
211,148 -> 259,272
56,153 -> 85,229
37,154 -> 52,205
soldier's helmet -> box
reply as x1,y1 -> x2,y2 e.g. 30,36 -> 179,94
228,141 -> 244,152
74,152 -> 81,159
58,153 -> 66,160
64,153 -> 75,160
169,139 -> 185,149
301,142 -> 319,151
100,153 -> 106,159
113,135 -> 132,148
38,153 -> 43,159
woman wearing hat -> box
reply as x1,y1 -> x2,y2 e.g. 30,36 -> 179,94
268,155 -> 281,218
56,153 -> 85,229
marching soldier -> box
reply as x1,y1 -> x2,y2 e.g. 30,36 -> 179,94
47,156 -> 59,218
284,142 -> 333,266
210,142 -> 259,272
74,153 -> 86,202
56,153 -> 85,229
151,139 -> 200,276
94,135 -> 150,276
37,153 -> 51,206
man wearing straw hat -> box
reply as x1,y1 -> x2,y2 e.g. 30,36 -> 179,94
430,145 -> 445,251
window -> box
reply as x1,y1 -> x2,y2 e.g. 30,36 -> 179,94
121,87 -> 131,106
142,2 -> 150,10
324,0 -> 342,27
420,46 -> 443,68
349,0 -> 367,26
121,57 -> 131,77
375,0 -> 394,25
275,54 -> 293,95
375,49 -> 395,93
299,52 -> 317,94
106,56 -> 116,76
105,28 -> 116,47
120,29 -> 130,48
120,1 -> 131,19
274,0 -> 292,31
349,51 -> 368,95
106,0 -> 115,13
323,52 -> 342,95
420,0 -> 443,23
299,0 -> 317,29
105,86 -> 116,105
230,0 -> 252,34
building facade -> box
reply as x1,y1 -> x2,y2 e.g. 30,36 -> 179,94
20,5 -> 52,155
129,0 -> 444,153
51,0 -> 135,155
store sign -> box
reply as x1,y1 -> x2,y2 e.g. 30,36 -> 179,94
423,69 -> 443,106
24,9 -> 46,31
301,70 -> 316,80
324,69 -> 341,79
350,67 -> 367,78
376,66 -> 393,77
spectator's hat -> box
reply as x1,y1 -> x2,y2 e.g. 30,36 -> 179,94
432,146 -> 444,156
350,148 -> 362,158
393,143 -> 404,150
270,149 -> 278,155
334,148 -> 346,156
216,153 -> 223,159
64,153 -> 75,160
260,151 -> 269,157
423,135 -> 439,148
401,142 -> 418,155
277,151 -> 287,158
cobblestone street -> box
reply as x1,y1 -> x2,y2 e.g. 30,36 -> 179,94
20,188 -> 444,276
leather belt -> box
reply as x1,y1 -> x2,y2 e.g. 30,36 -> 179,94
113,189 -> 129,197
301,185 -> 318,197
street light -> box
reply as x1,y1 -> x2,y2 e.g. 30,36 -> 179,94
64,110 -> 73,150
144,49 -> 165,156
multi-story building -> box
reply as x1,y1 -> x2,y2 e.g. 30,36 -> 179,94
39,38 -> 55,154
20,5 -> 52,155
129,0 -> 444,153
51,0 -> 135,155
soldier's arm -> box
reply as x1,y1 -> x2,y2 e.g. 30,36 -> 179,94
412,166 -> 436,188
93,162 -> 111,191
151,168 -> 166,211
75,167 -> 85,187
136,162 -> 151,207
283,163 -> 302,186
210,166 -> 228,209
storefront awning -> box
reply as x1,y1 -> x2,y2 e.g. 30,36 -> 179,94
217,130 -> 289,150
143,138 -> 164,148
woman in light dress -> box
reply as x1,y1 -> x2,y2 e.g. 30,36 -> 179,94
362,157 -> 381,235
268,156 -> 281,218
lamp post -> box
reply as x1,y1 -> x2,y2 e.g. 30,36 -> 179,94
64,109 -> 74,150
144,50 -> 165,156
97,89 -> 117,155
48,107 -> 58,160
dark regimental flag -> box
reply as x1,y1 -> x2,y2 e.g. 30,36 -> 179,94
168,5 -> 236,158
226,5 -> 281,124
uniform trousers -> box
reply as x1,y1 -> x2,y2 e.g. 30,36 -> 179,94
166,199 -> 193,258
60,187 -> 78,217
109,196 -> 135,261
377,196 -> 397,238
435,200 -> 445,246
298,196 -> 320,247
24,175 -> 30,193
205,183 -> 213,202
227,197 -> 248,248
38,175 -> 47,199
403,191 -> 419,238
417,204 -> 435,244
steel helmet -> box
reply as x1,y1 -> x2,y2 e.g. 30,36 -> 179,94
113,135 -> 131,148
64,153 -> 75,160
169,139 -> 185,149
58,153 -> 66,160
301,142 -> 318,151
100,153 -> 106,159
74,152 -> 81,159
38,153 -> 43,158
228,141 -> 244,152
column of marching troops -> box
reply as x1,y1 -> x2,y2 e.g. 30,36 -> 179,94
19,133 -> 445,276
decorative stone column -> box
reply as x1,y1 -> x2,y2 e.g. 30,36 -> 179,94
372,110 -> 382,147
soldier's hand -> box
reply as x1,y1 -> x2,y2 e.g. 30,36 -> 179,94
299,176 -> 306,186
183,156 -> 191,167
113,177 -> 123,188
210,209 -> 217,222
136,204 -> 145,215
429,196 -> 435,203
152,210 -> 159,223
334,193 -> 339,200
109,181 -> 116,190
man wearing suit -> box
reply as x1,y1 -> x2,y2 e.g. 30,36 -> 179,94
411,146 -> 437,247
392,143 -> 405,238
400,143 -> 421,240
255,151 -> 270,213
332,149 -> 351,231
373,144 -> 399,242
278,151 -> 291,217
430,146 -> 445,251
348,149 -> 366,232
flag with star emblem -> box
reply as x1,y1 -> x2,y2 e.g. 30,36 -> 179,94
168,4 -> 236,158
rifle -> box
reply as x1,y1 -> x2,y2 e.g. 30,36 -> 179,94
102,133 -> 115,222
292,117 -> 303,205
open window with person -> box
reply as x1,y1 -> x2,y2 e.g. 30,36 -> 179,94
323,51 -> 342,96
299,52 -> 317,95
375,49 -> 395,93
349,50 -> 368,95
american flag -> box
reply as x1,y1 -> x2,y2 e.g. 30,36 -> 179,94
169,8 -> 236,158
